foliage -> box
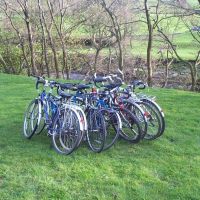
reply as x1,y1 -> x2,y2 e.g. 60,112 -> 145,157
0,45 -> 23,74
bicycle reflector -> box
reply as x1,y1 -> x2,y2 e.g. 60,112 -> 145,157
92,88 -> 97,93
144,111 -> 150,117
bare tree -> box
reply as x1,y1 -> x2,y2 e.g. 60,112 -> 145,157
37,0 -> 50,77
158,46 -> 174,88
47,0 -> 68,78
158,0 -> 200,90
144,0 -> 162,86
144,0 -> 153,86
1,0 -> 30,75
83,7 -> 116,73
157,26 -> 199,91
47,0 -> 89,78
16,0 -> 37,75
39,1 -> 59,78
99,0 -> 124,72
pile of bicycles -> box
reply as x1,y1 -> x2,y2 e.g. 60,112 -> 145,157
23,73 -> 165,155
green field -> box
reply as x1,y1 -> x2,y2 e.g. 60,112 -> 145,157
0,73 -> 200,199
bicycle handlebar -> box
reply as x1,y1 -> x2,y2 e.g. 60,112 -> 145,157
93,73 -> 123,88
30,75 -> 46,90
131,80 -> 146,90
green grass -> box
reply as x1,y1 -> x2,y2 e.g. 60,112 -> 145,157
0,73 -> 200,199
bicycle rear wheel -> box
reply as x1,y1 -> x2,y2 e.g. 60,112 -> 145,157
124,101 -> 148,139
141,98 -> 165,137
139,101 -> 161,140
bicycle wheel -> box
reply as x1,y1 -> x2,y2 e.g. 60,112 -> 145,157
72,97 -> 86,111
23,99 -> 41,139
124,101 -> 148,139
141,98 -> 165,137
139,101 -> 162,140
86,108 -> 106,153
51,108 -> 81,155
119,108 -> 141,143
100,109 -> 121,150
36,98 -> 52,135
35,107 -> 45,135
75,108 -> 87,148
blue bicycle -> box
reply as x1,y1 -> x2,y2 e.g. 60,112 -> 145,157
23,76 -> 83,155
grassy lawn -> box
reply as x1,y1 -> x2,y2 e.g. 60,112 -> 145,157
0,73 -> 200,199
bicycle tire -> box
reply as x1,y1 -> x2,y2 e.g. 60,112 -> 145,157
100,108 -> 121,150
119,108 -> 141,143
51,108 -> 81,155
139,101 -> 162,140
141,98 -> 165,137
71,97 -> 87,147
86,108 -> 106,153
23,99 -> 41,139
124,100 -> 148,139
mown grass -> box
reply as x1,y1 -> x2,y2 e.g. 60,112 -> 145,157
0,73 -> 200,200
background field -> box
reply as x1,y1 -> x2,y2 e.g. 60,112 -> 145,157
0,73 -> 200,199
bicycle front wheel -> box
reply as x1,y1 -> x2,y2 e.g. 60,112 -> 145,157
100,109 -> 121,150
51,108 -> 82,155
23,99 -> 41,139
119,108 -> 141,143
86,108 -> 106,153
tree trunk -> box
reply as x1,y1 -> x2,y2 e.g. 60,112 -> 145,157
118,40 -> 123,71
43,37 -> 50,78
107,46 -> 112,74
41,6 -> 59,78
146,29 -> 153,86
24,4 -> 37,75
162,58 -> 174,88
94,48 -> 100,73
47,0 -> 68,79
62,41 -> 69,79
100,0 -> 123,71
38,0 -> 50,77
39,39 -> 44,75
20,39 -> 30,76
188,62 -> 196,91
144,0 -> 153,87
48,34 -> 59,78
163,63 -> 169,88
